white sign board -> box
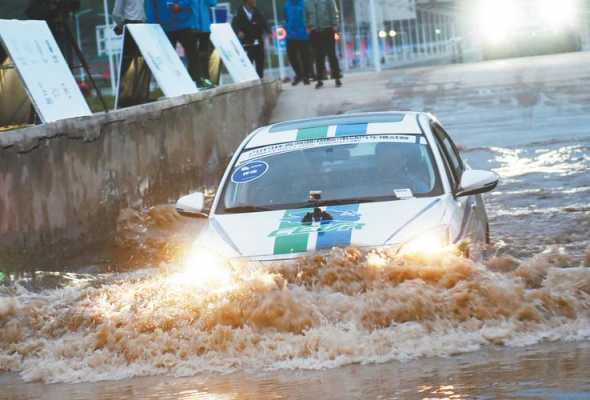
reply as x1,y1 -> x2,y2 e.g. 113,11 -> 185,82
355,0 -> 417,24
0,20 -> 92,123
210,23 -> 259,83
96,24 -> 123,57
125,24 -> 198,98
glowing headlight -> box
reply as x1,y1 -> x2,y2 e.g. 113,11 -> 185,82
399,226 -> 451,256
170,244 -> 234,288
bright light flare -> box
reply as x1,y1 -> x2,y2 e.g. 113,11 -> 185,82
168,244 -> 234,289
367,251 -> 388,268
476,0 -> 518,44
539,0 -> 576,28
399,227 -> 450,256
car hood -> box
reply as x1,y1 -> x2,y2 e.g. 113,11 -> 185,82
211,198 -> 446,259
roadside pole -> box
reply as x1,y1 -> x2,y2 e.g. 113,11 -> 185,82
271,0 -> 286,81
338,0 -> 349,71
353,0 -> 364,68
102,0 -> 117,95
369,0 -> 381,72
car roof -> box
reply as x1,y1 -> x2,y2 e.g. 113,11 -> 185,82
244,111 -> 425,149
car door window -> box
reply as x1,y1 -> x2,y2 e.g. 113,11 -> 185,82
430,132 -> 456,190
432,123 -> 464,190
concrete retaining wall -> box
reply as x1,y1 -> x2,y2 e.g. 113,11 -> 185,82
0,80 -> 281,268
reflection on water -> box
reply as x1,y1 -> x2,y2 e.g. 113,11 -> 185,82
490,145 -> 590,179
463,139 -> 590,259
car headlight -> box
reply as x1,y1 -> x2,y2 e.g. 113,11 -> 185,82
398,225 -> 451,256
169,243 -> 234,289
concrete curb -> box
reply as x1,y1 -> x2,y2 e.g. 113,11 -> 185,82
0,80 -> 281,269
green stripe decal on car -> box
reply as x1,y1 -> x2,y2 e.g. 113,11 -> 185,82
296,126 -> 329,140
271,208 -> 312,254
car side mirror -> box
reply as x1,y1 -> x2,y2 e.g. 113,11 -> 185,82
456,170 -> 499,197
175,192 -> 208,218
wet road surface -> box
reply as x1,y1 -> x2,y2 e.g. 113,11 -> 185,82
1,52 -> 590,399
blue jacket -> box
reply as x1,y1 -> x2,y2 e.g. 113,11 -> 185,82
145,0 -> 217,33
194,0 -> 218,33
284,0 -> 308,40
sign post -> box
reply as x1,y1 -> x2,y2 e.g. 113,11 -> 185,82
102,0 -> 117,95
210,23 -> 260,83
369,0 -> 382,72
0,20 -> 91,123
115,24 -> 199,109
271,0 -> 286,80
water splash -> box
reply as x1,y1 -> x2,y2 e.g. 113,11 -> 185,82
1,247 -> 589,384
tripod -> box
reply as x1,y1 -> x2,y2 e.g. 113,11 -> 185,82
60,19 -> 109,111
25,0 -> 108,112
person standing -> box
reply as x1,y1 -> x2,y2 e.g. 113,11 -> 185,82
112,0 -> 146,107
305,0 -> 342,89
193,0 -> 218,89
284,0 -> 313,85
112,0 -> 145,34
145,0 -> 207,87
232,0 -> 269,79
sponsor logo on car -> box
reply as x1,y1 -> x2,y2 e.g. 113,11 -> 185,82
269,222 -> 365,238
269,205 -> 364,254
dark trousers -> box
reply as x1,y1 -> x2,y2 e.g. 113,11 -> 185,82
167,28 -> 201,82
195,32 -> 212,80
310,28 -> 341,81
287,39 -> 313,80
246,44 -> 265,78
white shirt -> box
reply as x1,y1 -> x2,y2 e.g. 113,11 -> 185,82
112,0 -> 146,25
243,6 -> 253,22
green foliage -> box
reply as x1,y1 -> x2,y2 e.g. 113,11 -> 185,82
84,88 -> 165,112
86,95 -> 115,112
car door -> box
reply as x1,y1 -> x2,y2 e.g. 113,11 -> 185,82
431,122 -> 487,245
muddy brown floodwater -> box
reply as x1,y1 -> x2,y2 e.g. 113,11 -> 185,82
2,341 -> 590,399
1,53 -> 590,399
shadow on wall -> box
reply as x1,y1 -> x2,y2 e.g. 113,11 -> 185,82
0,80 -> 281,270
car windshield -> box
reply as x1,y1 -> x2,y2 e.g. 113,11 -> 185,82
217,135 -> 443,214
